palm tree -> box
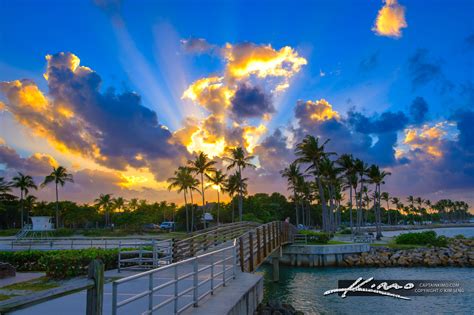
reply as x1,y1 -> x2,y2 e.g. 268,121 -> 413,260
206,170 -> 227,225
353,158 -> 369,232
381,192 -> 390,225
295,135 -> 334,232
224,147 -> 255,222
391,197 -> 401,224
94,193 -> 113,226
0,177 -> 11,195
367,164 -> 391,240
113,197 -> 126,212
337,154 -> 355,233
41,166 -> 73,228
12,172 -> 37,228
280,162 -> 303,226
168,166 -> 196,233
188,152 -> 216,228
24,195 -> 37,217
225,173 -> 240,222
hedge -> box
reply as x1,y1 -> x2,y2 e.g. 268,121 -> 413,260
0,248 -> 118,279
299,230 -> 331,244
394,231 -> 448,247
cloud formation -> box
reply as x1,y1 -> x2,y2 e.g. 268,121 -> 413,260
181,38 -> 216,54
372,0 -> 407,38
0,52 -> 188,180
409,96 -> 429,125
408,49 -> 453,93
231,84 -> 274,120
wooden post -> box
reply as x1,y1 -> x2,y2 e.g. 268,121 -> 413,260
86,259 -> 104,315
256,228 -> 261,265
171,238 -> 178,263
272,257 -> 279,282
262,225 -> 268,257
239,237 -> 245,272
248,232 -> 254,272
272,222 -> 277,249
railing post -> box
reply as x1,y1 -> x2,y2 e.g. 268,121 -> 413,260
210,253 -> 214,295
174,264 -> 178,314
262,226 -> 267,257
112,282 -> 118,315
239,237 -> 245,272
256,228 -> 261,265
86,259 -> 104,315
172,238 -> 178,263
222,247 -> 227,286
148,273 -> 153,313
272,222 -> 277,249
232,241 -> 237,279
248,232 -> 254,272
193,258 -> 198,307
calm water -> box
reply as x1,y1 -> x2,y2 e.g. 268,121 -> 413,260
258,266 -> 473,314
382,227 -> 474,238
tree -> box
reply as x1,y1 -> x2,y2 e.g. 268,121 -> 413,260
206,170 -> 227,225
224,147 -> 255,222
0,177 -> 11,195
113,197 -> 126,213
381,192 -> 390,224
225,173 -> 240,222
280,162 -> 303,226
295,135 -> 334,232
188,152 -> 216,228
94,193 -> 113,226
12,172 -> 37,228
391,197 -> 401,224
353,158 -> 369,232
41,166 -> 73,228
367,164 -> 391,240
168,166 -> 195,232
337,154 -> 356,233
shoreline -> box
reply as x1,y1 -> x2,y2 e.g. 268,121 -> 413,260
360,223 -> 474,233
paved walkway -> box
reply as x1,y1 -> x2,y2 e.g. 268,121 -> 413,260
0,272 -> 45,288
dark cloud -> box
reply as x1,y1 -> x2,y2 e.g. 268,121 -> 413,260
409,96 -> 429,125
180,38 -> 216,54
454,109 -> 474,150
231,84 -> 274,119
254,129 -> 294,174
0,52 -> 188,180
0,145 -> 56,176
408,49 -> 453,93
347,109 -> 409,134
359,52 -> 379,73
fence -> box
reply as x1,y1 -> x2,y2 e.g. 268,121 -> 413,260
118,239 -> 172,272
112,240 -> 237,315
0,260 -> 104,315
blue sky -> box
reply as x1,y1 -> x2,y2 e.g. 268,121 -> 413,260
0,0 -> 473,206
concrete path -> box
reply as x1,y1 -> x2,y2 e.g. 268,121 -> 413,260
0,272 -> 45,288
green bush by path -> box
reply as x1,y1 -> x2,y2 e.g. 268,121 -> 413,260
394,231 -> 448,247
0,248 -> 118,279
299,230 -> 331,244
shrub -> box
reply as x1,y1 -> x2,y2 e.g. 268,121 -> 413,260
299,230 -> 331,244
0,248 -> 118,279
339,228 -> 352,235
454,234 -> 465,239
395,231 -> 448,247
52,228 -> 75,237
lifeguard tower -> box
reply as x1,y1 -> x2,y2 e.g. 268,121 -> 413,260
15,216 -> 55,239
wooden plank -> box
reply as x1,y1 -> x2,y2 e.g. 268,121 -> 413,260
256,228 -> 261,265
248,232 -> 254,272
239,237 -> 245,272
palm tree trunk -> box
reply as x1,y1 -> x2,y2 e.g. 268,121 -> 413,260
201,173 -> 206,229
217,189 -> 220,225
20,190 -> 24,229
294,191 -> 299,226
238,165 -> 243,222
55,182 -> 59,228
183,190 -> 189,233
315,174 -> 328,231
190,191 -> 195,232
349,186 -> 353,233
231,197 -> 235,223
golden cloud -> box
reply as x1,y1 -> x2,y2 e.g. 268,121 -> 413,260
403,123 -> 447,158
223,43 -> 307,91
299,98 -> 340,122
372,0 -> 407,38
182,76 -> 234,115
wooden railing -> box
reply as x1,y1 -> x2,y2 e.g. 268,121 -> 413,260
0,260 -> 104,315
172,222 -> 259,261
236,221 -> 296,272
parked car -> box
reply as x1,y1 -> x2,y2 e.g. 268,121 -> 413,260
160,221 -> 176,231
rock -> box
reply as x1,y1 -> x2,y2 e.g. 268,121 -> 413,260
0,262 -> 16,279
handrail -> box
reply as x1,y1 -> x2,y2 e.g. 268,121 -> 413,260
0,260 -> 104,315
112,240 -> 237,315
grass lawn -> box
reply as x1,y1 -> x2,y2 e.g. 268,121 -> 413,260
305,240 -> 351,245
2,277 -> 59,292
0,229 -> 20,237
0,294 -> 11,301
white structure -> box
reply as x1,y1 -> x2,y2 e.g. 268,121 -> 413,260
30,216 -> 54,231
203,213 -> 214,221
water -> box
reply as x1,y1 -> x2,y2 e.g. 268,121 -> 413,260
382,227 -> 474,238
258,266 -> 474,314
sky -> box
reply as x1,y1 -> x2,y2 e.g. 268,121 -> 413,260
0,0 -> 473,208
